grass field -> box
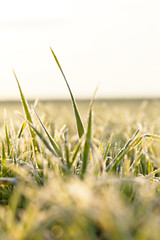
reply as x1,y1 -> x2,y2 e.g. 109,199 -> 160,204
1,97 -> 160,240
1,49 -> 160,239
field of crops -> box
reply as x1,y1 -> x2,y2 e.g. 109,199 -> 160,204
1,50 -> 160,240
1,96 -> 160,240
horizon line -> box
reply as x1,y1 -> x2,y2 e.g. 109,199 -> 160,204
0,96 -> 160,103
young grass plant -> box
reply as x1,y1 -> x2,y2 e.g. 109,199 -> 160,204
2,49 -> 160,239
50,47 -> 84,138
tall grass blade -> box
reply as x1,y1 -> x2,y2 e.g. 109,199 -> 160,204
28,121 -> 57,156
2,141 -> 6,160
80,88 -> 97,178
81,109 -> 92,179
5,125 -> 10,157
13,71 -> 32,123
63,132 -> 70,168
103,134 -> 113,161
17,122 -> 27,138
106,129 -> 141,172
50,47 -> 84,138
80,100 -> 95,179
143,133 -> 160,141
33,108 -> 61,157
13,71 -> 40,153
88,139 -> 104,175
70,138 -> 83,167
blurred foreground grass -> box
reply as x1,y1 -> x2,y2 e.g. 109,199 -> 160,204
1,98 -> 160,239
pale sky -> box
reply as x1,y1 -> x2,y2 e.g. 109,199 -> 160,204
0,0 -> 160,100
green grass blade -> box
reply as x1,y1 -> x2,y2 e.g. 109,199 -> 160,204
33,108 -> 61,157
13,71 -> 32,123
13,71 -> 40,153
143,133 -> 160,141
147,167 -> 160,178
88,139 -> 104,175
70,138 -> 83,167
106,129 -> 141,172
50,47 -> 84,138
2,141 -> 6,160
5,125 -> 10,157
17,121 -> 27,138
81,108 -> 92,179
103,134 -> 113,161
28,121 -> 57,156
63,136 -> 70,169
80,88 -> 97,178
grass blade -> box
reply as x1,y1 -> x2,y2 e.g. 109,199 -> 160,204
50,47 -> 84,138
143,133 -> 160,141
17,121 -> 27,138
81,107 -> 92,179
5,125 -> 10,157
80,88 -> 97,178
62,130 -> 70,168
70,138 -> 83,167
13,71 -> 40,153
106,129 -> 141,172
13,71 -> 32,123
2,141 -> 6,160
28,121 -> 57,156
33,108 -> 61,157
103,134 -> 113,161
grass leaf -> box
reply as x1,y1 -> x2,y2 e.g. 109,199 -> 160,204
28,121 -> 57,156
33,108 -> 61,157
70,138 -> 83,167
106,129 -> 141,172
17,121 -> 27,138
103,134 -> 113,161
81,106 -> 92,179
80,88 -> 97,178
13,70 -> 40,153
50,47 -> 84,138
5,125 -> 10,157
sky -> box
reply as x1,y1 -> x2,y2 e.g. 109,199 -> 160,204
0,0 -> 160,100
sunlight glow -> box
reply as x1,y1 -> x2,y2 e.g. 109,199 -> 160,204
0,0 -> 160,99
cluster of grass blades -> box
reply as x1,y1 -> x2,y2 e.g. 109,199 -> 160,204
1,48 -> 160,239
11,48 -> 93,181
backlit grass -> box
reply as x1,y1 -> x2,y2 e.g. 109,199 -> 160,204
0,49 -> 160,239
